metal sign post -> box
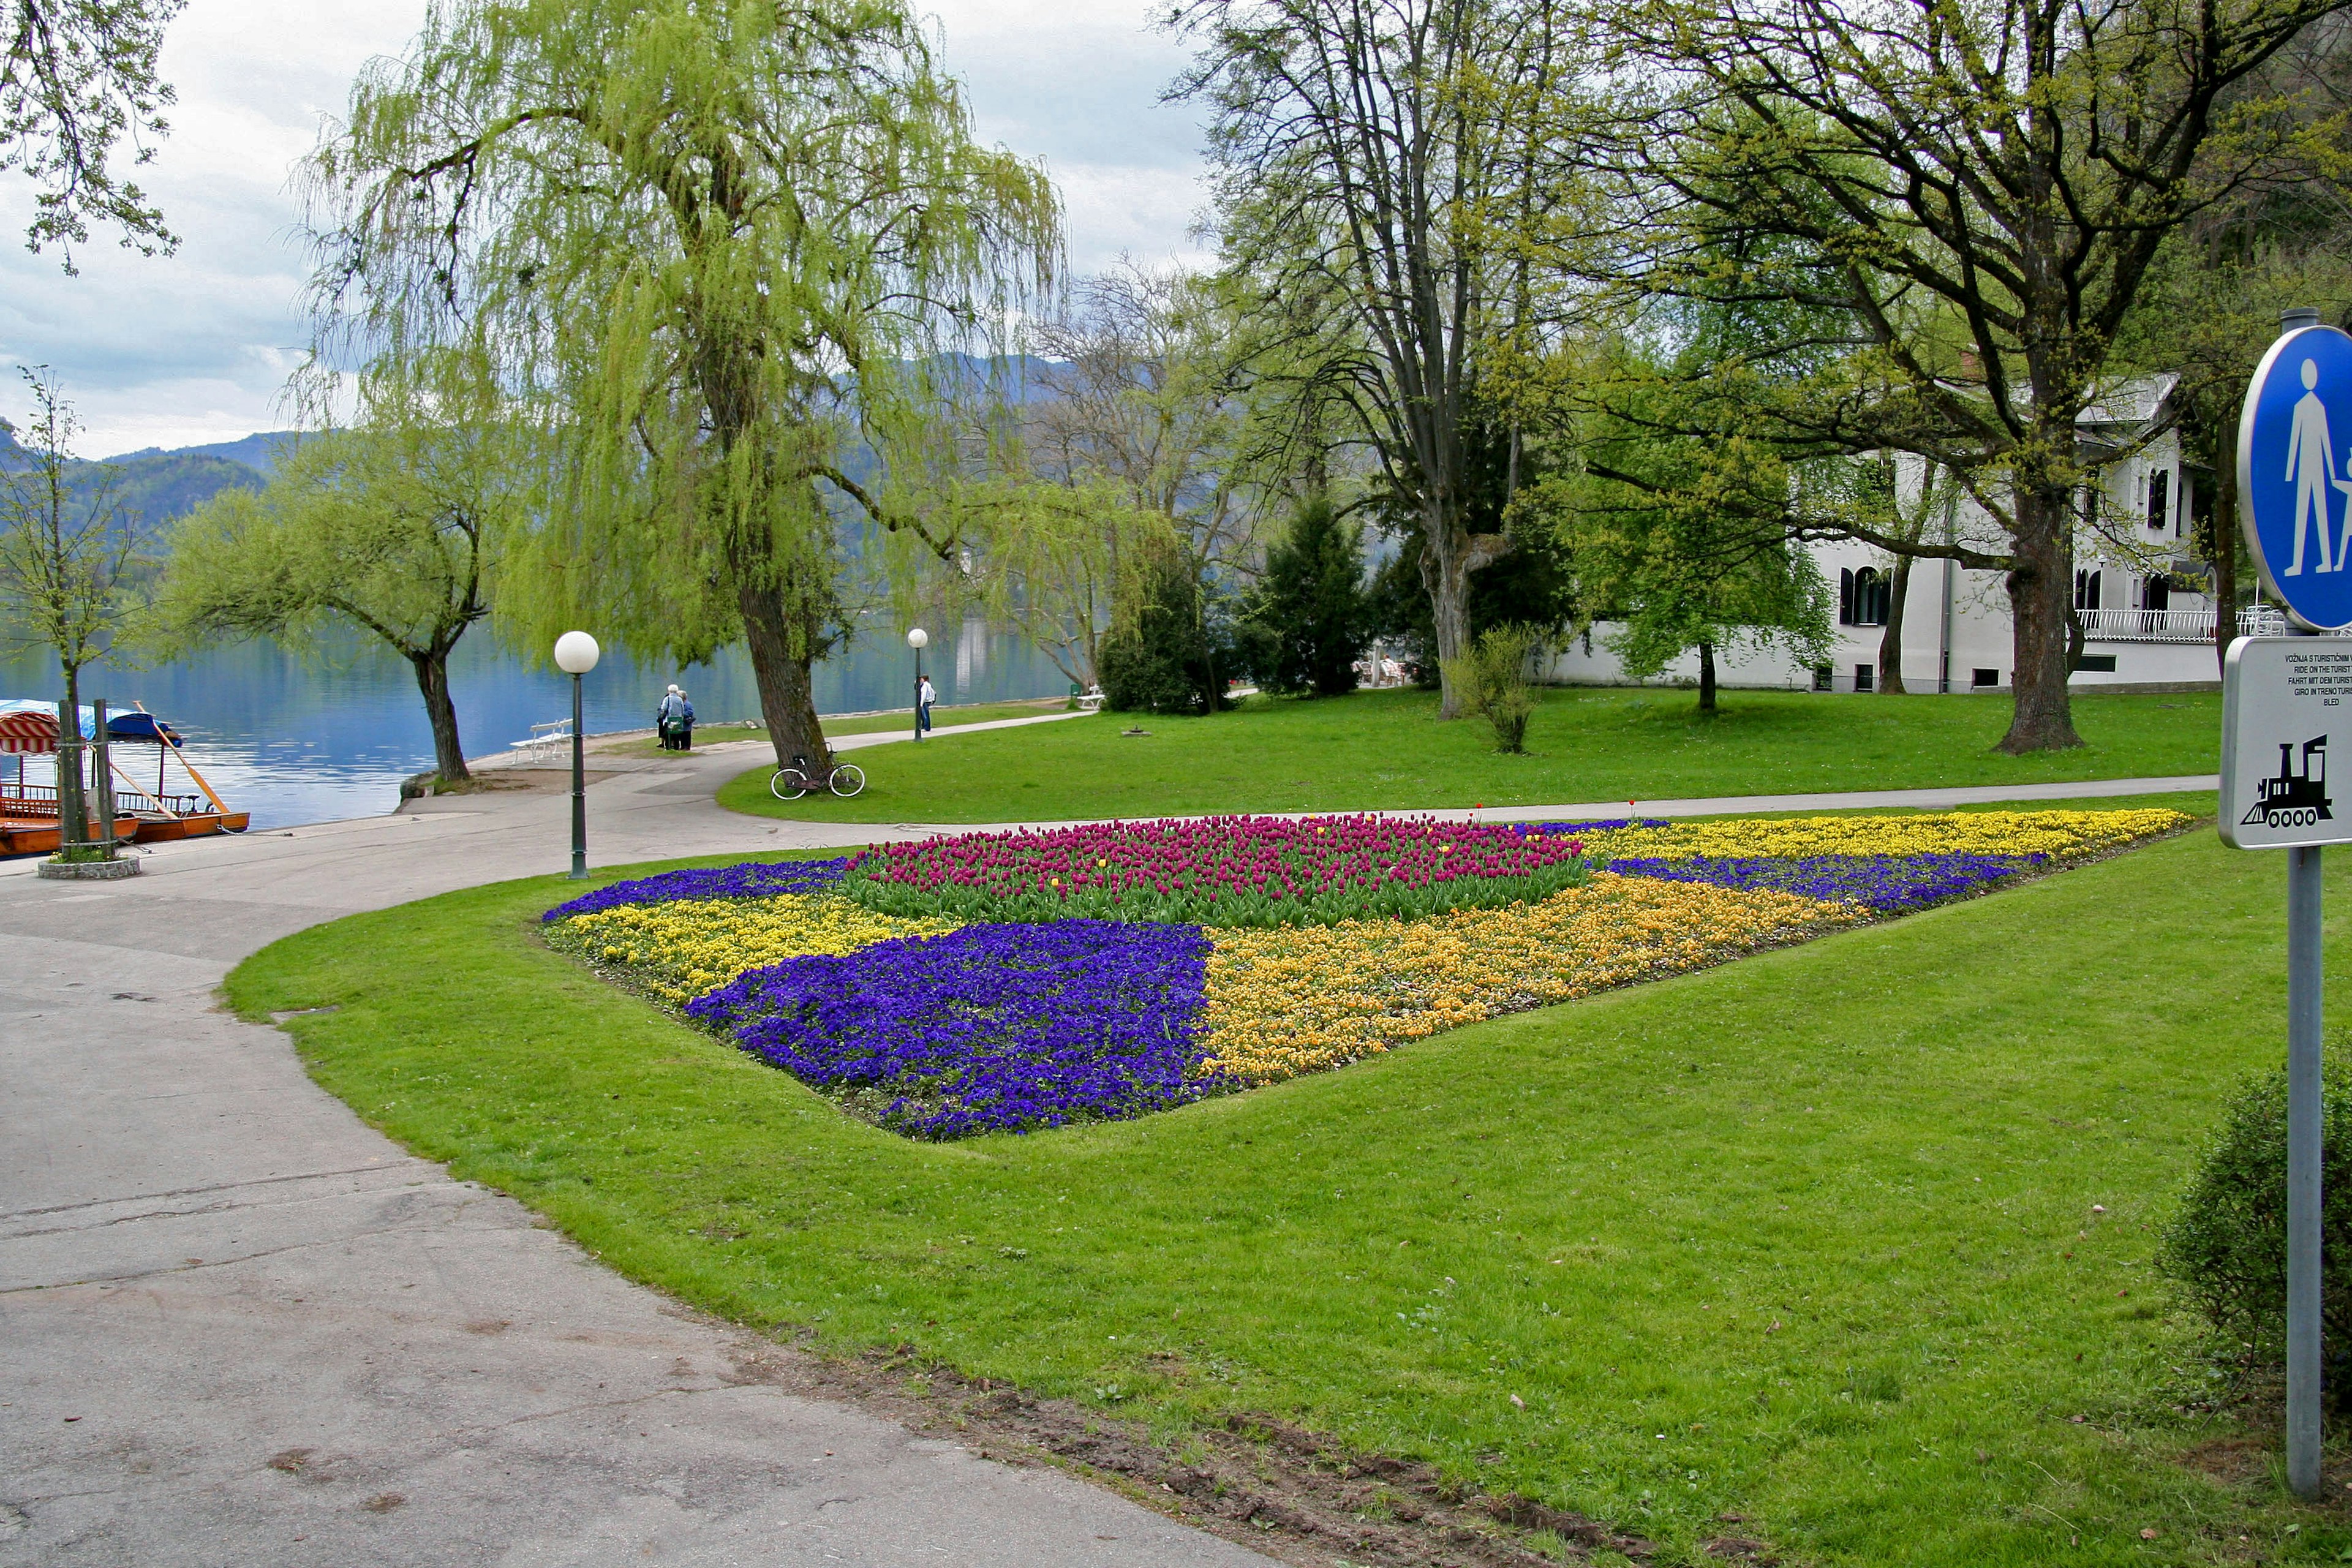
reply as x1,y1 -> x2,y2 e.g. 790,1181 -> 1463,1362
2223,305 -> 2352,1499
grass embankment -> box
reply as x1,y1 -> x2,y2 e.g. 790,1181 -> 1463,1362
719,687 -> 2222,824
230,801 -> 2350,1565
598,699 -> 1073,758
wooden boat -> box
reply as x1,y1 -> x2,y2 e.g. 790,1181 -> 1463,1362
0,701 -> 250,854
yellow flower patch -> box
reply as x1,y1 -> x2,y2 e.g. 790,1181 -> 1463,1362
1198,873 -> 1861,1084
557,895 -> 957,1004
1576,808 -> 2189,862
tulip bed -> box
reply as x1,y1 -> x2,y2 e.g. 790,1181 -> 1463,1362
542,807 -> 2190,1139
838,813 -> 1594,927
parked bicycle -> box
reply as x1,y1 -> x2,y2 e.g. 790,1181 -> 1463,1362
769,752 -> 866,800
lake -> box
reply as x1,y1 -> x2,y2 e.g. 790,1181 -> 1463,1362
1,619 -> 1069,830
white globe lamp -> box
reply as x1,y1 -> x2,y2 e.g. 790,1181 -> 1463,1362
554,630 -> 601,674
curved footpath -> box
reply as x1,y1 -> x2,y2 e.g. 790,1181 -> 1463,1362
0,723 -> 2217,1567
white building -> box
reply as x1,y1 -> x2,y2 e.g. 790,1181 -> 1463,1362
1543,375 -> 2264,694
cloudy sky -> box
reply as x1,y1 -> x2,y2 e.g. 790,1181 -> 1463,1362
0,0 -> 1211,457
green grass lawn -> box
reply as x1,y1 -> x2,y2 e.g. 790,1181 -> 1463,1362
719,686 -> 2222,824
228,796 -> 2352,1565
595,699 -> 1074,758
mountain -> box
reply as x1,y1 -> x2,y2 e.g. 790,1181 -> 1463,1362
0,418 -> 269,533
100,429 -> 304,477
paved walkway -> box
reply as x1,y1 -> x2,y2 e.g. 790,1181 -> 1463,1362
0,742 -> 1265,1568
0,745 -> 2214,1566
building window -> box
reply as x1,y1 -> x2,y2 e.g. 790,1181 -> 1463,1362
2144,575 -> 2171,612
1812,665 -> 1833,692
1842,566 -> 1890,627
1854,663 -> 1875,692
2147,468 -> 2171,532
1971,668 -> 2000,688
2076,654 -> 2118,673
2074,568 -> 2103,610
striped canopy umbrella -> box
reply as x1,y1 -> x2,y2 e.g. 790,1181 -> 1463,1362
0,708 -> 56,756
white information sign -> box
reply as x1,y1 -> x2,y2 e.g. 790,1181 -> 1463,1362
2221,636 -> 2352,848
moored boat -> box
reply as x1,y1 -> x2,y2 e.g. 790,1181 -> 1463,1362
0,701 -> 251,853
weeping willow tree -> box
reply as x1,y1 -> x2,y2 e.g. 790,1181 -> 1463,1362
300,0 -> 1059,766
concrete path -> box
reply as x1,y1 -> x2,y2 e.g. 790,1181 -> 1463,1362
0,742 -> 2214,1566
0,744 -> 1268,1567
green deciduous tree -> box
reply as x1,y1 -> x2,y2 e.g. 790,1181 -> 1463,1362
1621,0 -> 2352,748
2,0 -> 180,262
1555,356 -> 1833,712
303,0 -> 1058,769
158,366 -> 526,782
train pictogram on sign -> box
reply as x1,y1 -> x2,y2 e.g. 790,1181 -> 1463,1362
2244,734 -> 2334,829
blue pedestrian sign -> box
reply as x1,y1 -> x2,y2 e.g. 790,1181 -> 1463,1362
2242,322 -> 2352,630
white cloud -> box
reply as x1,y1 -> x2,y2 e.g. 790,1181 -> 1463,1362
0,0 -> 1210,454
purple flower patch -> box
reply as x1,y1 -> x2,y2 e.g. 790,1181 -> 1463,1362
1605,852 -> 2045,911
684,919 -> 1217,1139
543,857 -> 854,922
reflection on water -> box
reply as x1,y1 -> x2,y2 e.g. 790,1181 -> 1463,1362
1,618 -> 1067,830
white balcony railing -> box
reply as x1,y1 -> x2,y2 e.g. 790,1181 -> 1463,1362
2076,605 -> 2330,643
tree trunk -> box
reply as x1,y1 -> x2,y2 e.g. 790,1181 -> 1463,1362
2212,462 -> 2239,680
1997,488 -> 2085,753
56,670 -> 86,851
1697,640 -> 1718,713
739,579 -> 829,769
1879,555 -> 1911,695
411,651 -> 469,781
1420,511 -> 1510,720
1424,532 -> 1475,719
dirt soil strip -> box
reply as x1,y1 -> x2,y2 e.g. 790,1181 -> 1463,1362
718,1334 -> 1784,1566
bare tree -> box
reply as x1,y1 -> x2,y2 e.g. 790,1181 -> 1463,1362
1169,0 -> 1601,717
0,367 -> 143,845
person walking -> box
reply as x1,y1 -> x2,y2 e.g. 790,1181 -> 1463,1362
656,684 -> 694,750
916,674 -> 936,736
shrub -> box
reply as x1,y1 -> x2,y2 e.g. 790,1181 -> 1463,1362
1237,497 -> 1370,696
1099,548 -> 1227,715
1439,624 -> 1540,753
2157,1060 -> 2352,1404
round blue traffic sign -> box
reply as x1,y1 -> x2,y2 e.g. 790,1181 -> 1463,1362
2242,323 -> 2352,630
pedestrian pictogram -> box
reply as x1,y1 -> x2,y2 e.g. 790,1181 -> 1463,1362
2241,322 -> 2352,627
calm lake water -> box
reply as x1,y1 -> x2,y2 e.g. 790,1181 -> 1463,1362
1,619 -> 1068,830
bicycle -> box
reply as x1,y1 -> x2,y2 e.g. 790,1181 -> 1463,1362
769,752 -> 866,800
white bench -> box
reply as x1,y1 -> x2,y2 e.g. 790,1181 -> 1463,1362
1075,687 -> 1106,714
508,720 -> 573,759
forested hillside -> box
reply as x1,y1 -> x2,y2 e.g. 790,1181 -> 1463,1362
0,420 -> 274,533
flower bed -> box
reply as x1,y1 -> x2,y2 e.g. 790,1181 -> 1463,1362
543,856 -> 853,921
1601,852 -> 2040,911
543,807 -> 2192,1139
838,815 -> 1591,927
546,894 -> 955,1004
1199,873 -> 1860,1082
686,921 -> 1215,1137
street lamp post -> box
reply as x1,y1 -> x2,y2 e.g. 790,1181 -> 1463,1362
908,627 -> 929,742
554,631 -> 600,878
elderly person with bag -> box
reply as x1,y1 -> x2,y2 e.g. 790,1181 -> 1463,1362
655,684 -> 695,750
